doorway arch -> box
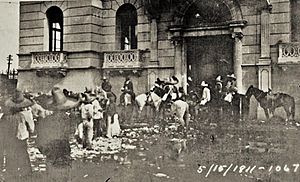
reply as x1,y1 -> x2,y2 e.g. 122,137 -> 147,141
170,0 -> 246,93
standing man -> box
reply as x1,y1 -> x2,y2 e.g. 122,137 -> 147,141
84,88 -> 103,138
224,74 -> 239,120
36,87 -> 81,182
79,92 -> 96,149
1,89 -> 34,181
199,81 -> 211,106
123,76 -> 135,103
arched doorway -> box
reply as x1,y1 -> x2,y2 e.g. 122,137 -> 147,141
183,0 -> 234,88
171,0 -> 246,93
186,35 -> 234,88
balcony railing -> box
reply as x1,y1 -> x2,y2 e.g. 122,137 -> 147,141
31,51 -> 68,68
278,42 -> 300,64
103,50 -> 143,69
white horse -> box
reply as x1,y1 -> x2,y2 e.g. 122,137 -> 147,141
169,100 -> 190,128
134,91 -> 162,119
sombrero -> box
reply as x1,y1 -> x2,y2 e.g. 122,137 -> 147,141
5,89 -> 34,109
227,74 -> 236,80
82,93 -> 96,104
171,76 -> 179,83
216,76 -> 223,82
85,87 -> 96,96
155,78 -> 164,85
200,81 -> 208,87
40,87 -> 81,111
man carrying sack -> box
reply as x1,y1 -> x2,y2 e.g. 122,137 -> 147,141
1,89 -> 34,181
36,87 -> 81,182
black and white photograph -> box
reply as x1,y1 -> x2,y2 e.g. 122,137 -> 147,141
0,0 -> 300,181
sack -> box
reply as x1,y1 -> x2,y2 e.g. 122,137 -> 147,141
224,93 -> 233,103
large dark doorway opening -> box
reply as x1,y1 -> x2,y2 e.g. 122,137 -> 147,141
186,35 -> 234,89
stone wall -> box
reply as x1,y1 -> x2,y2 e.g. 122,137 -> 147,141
18,0 -> 300,119
18,0 -> 104,93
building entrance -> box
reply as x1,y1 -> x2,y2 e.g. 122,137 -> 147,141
186,35 -> 234,88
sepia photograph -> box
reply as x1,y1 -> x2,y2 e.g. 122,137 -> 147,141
0,0 -> 300,181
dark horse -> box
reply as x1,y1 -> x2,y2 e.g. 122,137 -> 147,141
245,85 -> 295,121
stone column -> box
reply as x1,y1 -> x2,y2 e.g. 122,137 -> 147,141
232,29 -> 244,94
150,19 -> 158,63
173,34 -> 183,87
258,7 -> 272,92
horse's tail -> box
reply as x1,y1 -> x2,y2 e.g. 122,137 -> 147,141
291,97 -> 296,120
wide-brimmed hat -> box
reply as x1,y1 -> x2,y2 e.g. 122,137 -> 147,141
5,89 -> 34,109
227,74 -> 236,80
155,78 -> 164,85
216,76 -> 223,82
171,76 -> 179,83
200,81 -> 208,87
82,93 -> 96,104
40,87 -> 81,110
84,87 -> 96,96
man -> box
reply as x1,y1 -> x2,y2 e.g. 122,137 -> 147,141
101,76 -> 112,92
121,76 -> 135,104
1,89 -> 34,181
83,87 -> 103,138
36,87 -> 81,182
101,76 -> 117,102
78,92 -> 96,149
162,76 -> 179,101
200,81 -> 211,106
106,96 -> 121,138
224,74 -> 237,103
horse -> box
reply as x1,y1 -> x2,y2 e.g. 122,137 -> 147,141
169,100 -> 190,129
245,85 -> 295,122
129,90 -> 163,121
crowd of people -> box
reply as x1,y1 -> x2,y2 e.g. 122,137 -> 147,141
0,73 -> 239,180
0,75 -> 137,181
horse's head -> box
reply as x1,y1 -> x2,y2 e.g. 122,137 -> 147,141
245,85 -> 254,99
245,85 -> 267,101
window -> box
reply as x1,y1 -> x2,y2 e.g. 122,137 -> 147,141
116,4 -> 137,50
46,6 -> 63,51
291,0 -> 300,42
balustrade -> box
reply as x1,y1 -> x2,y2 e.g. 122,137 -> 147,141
31,52 -> 68,68
278,42 -> 300,64
103,50 -> 143,69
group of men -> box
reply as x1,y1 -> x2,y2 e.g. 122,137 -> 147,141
0,75 -> 136,181
75,75 -> 137,149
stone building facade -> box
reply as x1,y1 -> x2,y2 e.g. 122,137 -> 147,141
18,0 -> 300,119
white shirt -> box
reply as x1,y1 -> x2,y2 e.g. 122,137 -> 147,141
92,99 -> 102,119
200,87 -> 211,105
80,103 -> 94,120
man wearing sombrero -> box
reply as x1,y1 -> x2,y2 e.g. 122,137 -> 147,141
77,89 -> 98,149
199,81 -> 211,106
35,87 -> 81,181
224,74 -> 238,103
0,89 -> 34,180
